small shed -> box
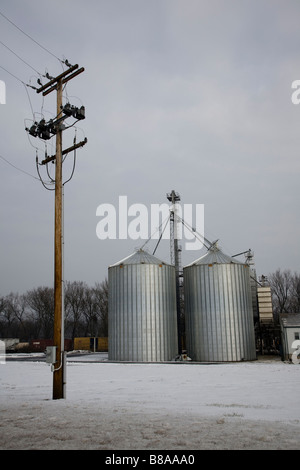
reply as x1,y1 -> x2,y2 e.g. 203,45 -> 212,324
280,314 -> 300,362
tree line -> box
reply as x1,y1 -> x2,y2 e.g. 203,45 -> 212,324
0,280 -> 108,341
1,268 -> 299,342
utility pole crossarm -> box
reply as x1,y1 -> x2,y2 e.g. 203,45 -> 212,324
42,68 -> 85,97
36,64 -> 79,94
41,138 -> 88,165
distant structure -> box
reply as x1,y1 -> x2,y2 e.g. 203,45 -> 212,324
167,190 -> 184,355
280,314 -> 300,361
257,275 -> 274,324
254,275 -> 281,355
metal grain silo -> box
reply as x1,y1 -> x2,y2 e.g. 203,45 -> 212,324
108,249 -> 178,362
184,244 -> 256,362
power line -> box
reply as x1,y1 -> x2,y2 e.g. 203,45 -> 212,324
0,63 -> 39,95
0,153 -> 40,181
0,64 -> 38,121
0,10 -> 63,64
0,39 -> 43,76
0,63 -> 27,86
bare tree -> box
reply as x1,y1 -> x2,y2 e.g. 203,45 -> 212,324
64,281 -> 86,339
64,280 -> 108,340
0,293 -> 18,337
0,296 -> 5,313
269,269 -> 295,315
5,293 -> 29,339
25,287 -> 54,338
82,286 -> 100,337
290,273 -> 300,313
94,279 -> 108,337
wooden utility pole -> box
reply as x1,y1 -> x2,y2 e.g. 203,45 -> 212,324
36,64 -> 86,399
53,77 -> 63,399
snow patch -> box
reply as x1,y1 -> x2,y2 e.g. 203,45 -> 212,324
0,358 -> 299,449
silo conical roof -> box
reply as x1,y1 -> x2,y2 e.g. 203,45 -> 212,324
110,249 -> 170,267
185,243 -> 243,267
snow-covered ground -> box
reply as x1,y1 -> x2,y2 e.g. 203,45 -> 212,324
0,355 -> 299,450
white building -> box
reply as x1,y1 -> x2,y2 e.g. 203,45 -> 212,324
280,314 -> 300,361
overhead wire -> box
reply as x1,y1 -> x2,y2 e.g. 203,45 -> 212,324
0,9 -> 63,65
46,161 -> 55,183
0,153 -> 40,181
0,10 -> 81,193
0,65 -> 56,187
23,83 -> 35,117
0,8 -> 70,129
0,64 -> 49,171
0,63 -> 28,86
35,150 -> 55,190
63,152 -> 76,185
0,64 -> 38,121
0,39 -> 43,77
0,8 -> 77,110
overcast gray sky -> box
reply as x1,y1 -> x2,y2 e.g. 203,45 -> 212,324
0,0 -> 299,295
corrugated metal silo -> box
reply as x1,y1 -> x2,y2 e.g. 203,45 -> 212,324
184,244 -> 256,362
108,249 -> 178,362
